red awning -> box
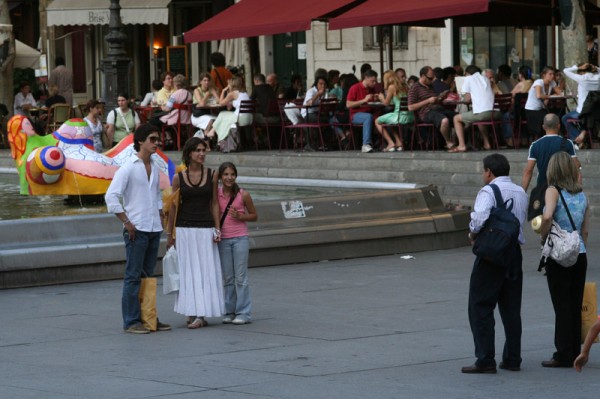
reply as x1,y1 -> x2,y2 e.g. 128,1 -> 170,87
328,0 -> 489,30
184,0 -> 363,43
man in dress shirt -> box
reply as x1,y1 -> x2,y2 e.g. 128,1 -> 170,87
105,124 -> 171,334
462,153 -> 527,374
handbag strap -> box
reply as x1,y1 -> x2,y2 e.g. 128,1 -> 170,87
556,186 -> 577,231
219,191 -> 237,228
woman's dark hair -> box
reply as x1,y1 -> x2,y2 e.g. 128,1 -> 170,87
181,137 -> 206,167
133,124 -> 159,152
218,161 -> 240,198
518,65 -> 532,80
85,99 -> 100,114
19,81 -> 30,90
311,76 -> 328,89
160,71 -> 174,82
210,52 -> 226,67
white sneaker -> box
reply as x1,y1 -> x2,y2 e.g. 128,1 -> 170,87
232,317 -> 250,325
361,144 -> 373,153
222,316 -> 233,324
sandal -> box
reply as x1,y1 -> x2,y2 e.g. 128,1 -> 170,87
447,146 -> 466,153
187,317 -> 208,329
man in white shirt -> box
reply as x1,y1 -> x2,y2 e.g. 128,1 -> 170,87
105,124 -> 171,334
561,63 -> 600,145
462,153 -> 527,374
452,65 -> 498,152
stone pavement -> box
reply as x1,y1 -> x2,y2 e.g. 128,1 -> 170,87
0,224 -> 599,398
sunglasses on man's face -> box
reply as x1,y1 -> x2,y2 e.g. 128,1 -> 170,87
148,136 -> 160,143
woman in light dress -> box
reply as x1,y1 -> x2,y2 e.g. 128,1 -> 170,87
166,137 -> 224,329
205,75 -> 251,145
374,70 -> 414,152
191,73 -> 220,138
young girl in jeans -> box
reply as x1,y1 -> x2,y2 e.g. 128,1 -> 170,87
218,162 -> 257,324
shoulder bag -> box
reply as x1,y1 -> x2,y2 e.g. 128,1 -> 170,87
541,187 -> 580,267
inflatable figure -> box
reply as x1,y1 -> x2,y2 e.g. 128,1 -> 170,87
7,116 -> 176,195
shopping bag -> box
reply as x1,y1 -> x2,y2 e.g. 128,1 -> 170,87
162,246 -> 179,295
582,282 -> 599,344
139,277 -> 158,331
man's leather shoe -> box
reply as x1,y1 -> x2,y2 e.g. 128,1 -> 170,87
541,359 -> 571,368
499,362 -> 520,371
461,364 -> 497,374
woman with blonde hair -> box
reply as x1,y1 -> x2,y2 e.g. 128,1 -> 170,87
374,70 -> 414,151
540,151 -> 589,368
205,75 -> 251,146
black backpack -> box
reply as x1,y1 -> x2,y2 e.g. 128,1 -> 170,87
472,184 -> 521,268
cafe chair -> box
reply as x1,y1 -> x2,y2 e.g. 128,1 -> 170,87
470,93 -> 512,150
236,100 -> 258,150
46,104 -> 72,134
255,99 -> 282,150
411,117 -> 438,151
161,102 -> 193,151
512,93 -> 529,149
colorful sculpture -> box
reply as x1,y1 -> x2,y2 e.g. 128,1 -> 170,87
7,116 -> 175,195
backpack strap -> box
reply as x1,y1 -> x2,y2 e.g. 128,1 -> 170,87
489,183 -> 513,211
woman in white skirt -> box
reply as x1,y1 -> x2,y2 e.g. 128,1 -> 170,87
166,137 -> 224,328
191,73 -> 220,138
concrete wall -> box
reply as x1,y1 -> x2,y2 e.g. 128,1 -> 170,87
308,23 -> 444,79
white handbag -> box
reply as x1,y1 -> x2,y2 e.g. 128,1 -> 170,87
162,246 -> 179,295
541,189 -> 580,268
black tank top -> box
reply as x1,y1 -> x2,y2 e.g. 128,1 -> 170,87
176,169 -> 215,228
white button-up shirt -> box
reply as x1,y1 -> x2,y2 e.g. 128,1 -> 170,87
563,65 -> 600,113
470,176 -> 528,244
105,156 -> 163,233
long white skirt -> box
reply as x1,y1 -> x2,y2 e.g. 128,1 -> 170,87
174,227 -> 224,317
191,114 -> 216,130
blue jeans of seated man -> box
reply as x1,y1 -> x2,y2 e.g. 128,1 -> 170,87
351,112 -> 373,145
122,229 -> 161,329
218,236 -> 251,321
561,110 -> 581,140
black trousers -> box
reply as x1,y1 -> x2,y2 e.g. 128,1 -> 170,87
545,253 -> 587,363
468,247 -> 523,368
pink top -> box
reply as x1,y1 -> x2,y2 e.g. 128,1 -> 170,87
160,88 -> 191,125
218,187 -> 248,238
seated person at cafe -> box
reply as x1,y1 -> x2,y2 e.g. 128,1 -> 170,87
14,81 -> 37,116
302,76 -> 330,122
191,73 -> 219,138
346,69 -> 378,153
432,67 -> 456,95
267,73 -> 285,98
149,74 -> 191,134
155,71 -> 175,106
210,51 -> 233,92
328,69 -> 342,100
250,73 -> 277,124
205,76 -> 251,145
524,66 -> 561,140
140,79 -> 163,107
408,66 -> 459,151
561,62 -> 600,146
44,84 -> 66,109
496,64 -> 515,94
284,74 -> 305,101
452,65 -> 498,152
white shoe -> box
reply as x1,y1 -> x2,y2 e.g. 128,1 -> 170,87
222,316 -> 233,324
232,317 -> 250,325
361,144 -> 373,153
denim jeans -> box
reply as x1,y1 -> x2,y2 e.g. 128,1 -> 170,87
561,110 -> 581,140
351,112 -> 373,145
218,236 -> 251,321
122,229 -> 161,329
